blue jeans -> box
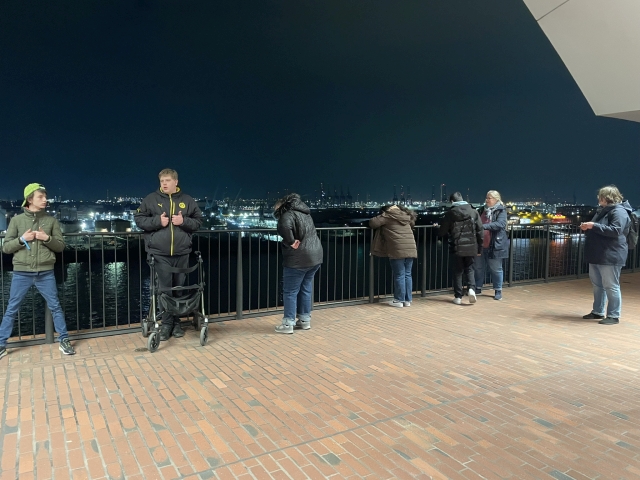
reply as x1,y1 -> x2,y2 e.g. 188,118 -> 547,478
473,249 -> 503,291
589,264 -> 622,318
389,258 -> 413,302
282,264 -> 321,326
0,271 -> 69,346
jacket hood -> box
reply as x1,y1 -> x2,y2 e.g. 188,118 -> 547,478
383,206 -> 414,225
274,194 -> 310,218
449,203 -> 476,221
599,201 -> 632,216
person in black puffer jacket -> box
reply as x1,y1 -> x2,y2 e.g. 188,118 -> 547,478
274,193 -> 323,334
439,192 -> 483,305
134,168 -> 203,341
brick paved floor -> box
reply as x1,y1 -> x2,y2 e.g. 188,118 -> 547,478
1,273 -> 640,480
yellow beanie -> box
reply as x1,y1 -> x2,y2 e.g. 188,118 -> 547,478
22,183 -> 45,207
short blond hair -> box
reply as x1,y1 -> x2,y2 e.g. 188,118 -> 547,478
598,185 -> 623,205
158,168 -> 178,181
486,190 -> 502,203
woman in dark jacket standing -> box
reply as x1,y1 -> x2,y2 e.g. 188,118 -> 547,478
274,193 -> 323,334
473,190 -> 509,300
370,204 -> 417,307
581,185 -> 632,325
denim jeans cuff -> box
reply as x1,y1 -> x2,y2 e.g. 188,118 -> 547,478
282,317 -> 296,326
298,314 -> 311,322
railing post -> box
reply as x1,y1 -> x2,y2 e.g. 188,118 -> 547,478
236,233 -> 243,320
45,306 -> 54,344
544,225 -> 551,282
421,228 -> 427,297
632,245 -> 637,273
508,225 -> 514,287
577,229 -> 584,278
368,253 -> 374,303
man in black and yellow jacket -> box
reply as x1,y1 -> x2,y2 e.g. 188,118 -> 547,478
134,169 -> 202,341
0,183 -> 75,360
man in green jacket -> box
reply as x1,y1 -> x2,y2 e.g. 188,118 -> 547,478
0,183 -> 75,360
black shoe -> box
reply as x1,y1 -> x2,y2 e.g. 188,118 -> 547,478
598,317 -> 619,325
172,322 -> 185,338
0,346 -> 6,360
583,313 -> 604,319
159,326 -> 172,341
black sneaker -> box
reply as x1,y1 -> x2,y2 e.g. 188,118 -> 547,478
172,322 -> 185,338
59,338 -> 75,355
598,317 -> 619,325
0,346 -> 6,360
583,313 -> 604,319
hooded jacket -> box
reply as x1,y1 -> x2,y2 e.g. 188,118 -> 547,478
369,206 -> 417,259
2,208 -> 65,272
584,200 -> 632,265
439,202 -> 483,257
477,203 -> 509,259
276,195 -> 323,269
134,187 -> 203,257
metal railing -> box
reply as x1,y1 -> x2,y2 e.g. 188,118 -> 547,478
1,224 -> 638,346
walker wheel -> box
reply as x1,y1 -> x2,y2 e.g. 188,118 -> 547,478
200,326 -> 208,346
142,319 -> 150,337
148,332 -> 159,353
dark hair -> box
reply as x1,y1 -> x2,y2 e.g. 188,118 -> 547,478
273,193 -> 300,219
449,192 -> 463,202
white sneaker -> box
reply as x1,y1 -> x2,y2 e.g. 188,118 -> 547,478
453,298 -> 462,305
403,301 -> 411,307
388,300 -> 404,308
468,289 -> 477,304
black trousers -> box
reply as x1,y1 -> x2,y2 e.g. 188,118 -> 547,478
453,255 -> 476,298
153,254 -> 189,324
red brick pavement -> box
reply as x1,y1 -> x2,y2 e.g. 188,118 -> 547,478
1,273 -> 640,479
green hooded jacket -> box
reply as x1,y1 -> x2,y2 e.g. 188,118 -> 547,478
2,209 -> 65,272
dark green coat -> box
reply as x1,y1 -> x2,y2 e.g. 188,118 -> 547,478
2,209 -> 64,272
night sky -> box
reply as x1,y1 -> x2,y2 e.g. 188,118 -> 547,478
1,0 -> 639,204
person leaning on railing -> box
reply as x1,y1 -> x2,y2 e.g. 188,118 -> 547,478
273,193 -> 323,334
0,183 -> 75,360
369,204 -> 417,307
580,185 -> 633,325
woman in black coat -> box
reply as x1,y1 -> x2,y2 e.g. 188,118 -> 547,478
274,193 -> 323,334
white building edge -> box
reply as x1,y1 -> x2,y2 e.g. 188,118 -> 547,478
523,0 -> 640,123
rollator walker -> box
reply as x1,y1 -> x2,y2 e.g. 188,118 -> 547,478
141,251 -> 209,352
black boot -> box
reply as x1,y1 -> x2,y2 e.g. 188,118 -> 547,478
159,324 -> 172,341
172,321 -> 185,338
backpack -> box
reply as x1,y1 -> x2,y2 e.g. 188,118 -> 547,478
627,210 -> 639,250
